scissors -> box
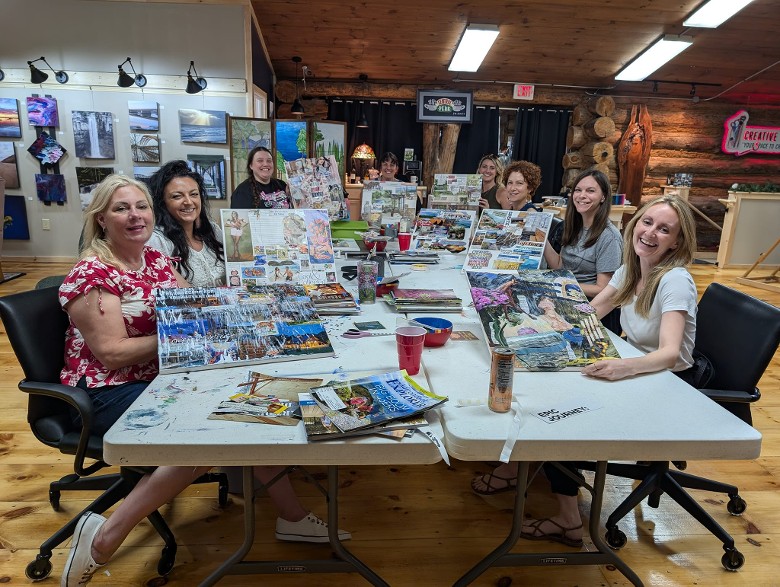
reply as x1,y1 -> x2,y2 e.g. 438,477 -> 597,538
342,329 -> 394,339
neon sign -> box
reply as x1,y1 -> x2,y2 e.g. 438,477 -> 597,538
722,110 -> 780,156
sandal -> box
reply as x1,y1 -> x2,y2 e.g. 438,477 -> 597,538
471,471 -> 517,495
520,517 -> 584,547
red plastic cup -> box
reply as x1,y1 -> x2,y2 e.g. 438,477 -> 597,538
395,326 -> 426,375
398,232 -> 412,252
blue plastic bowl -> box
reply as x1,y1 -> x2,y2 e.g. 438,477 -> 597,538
414,316 -> 453,347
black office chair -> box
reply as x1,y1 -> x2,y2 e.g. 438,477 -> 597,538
575,283 -> 780,571
0,286 -> 228,581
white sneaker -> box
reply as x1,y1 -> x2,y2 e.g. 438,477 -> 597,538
62,512 -> 106,586
275,512 -> 352,543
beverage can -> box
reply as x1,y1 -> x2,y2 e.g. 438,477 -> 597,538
489,347 -> 514,413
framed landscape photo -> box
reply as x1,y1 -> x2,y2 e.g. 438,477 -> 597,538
416,89 -> 473,124
228,116 -> 272,193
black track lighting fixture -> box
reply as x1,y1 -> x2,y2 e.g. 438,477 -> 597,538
28,56 -> 69,84
185,61 -> 207,94
117,57 -> 147,88
291,56 -> 304,116
356,74 -> 369,128
0,67 -> 4,82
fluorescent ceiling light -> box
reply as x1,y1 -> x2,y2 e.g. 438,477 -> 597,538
615,35 -> 693,81
683,0 -> 755,28
448,24 -> 499,72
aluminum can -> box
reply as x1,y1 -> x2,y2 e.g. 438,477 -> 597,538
489,347 -> 514,413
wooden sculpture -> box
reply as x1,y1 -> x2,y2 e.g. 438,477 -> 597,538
617,104 -> 653,204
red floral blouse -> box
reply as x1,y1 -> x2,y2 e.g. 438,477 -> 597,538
59,247 -> 177,388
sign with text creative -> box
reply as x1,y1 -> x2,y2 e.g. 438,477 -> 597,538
722,110 -> 780,156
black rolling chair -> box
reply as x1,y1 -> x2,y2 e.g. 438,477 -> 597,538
575,283 -> 780,571
0,286 -> 228,581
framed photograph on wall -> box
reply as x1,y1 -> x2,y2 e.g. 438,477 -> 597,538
188,154 -> 227,199
416,89 -> 473,124
311,121 -> 347,181
0,98 -> 22,138
178,109 -> 227,144
228,116 -> 272,193
0,142 -> 20,188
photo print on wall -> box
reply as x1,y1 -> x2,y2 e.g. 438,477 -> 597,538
133,166 -> 160,188
178,109 -> 227,143
76,166 -> 114,211
188,154 -> 226,199
0,142 -> 20,188
3,195 -> 30,240
131,133 -> 160,163
128,100 -> 159,132
27,131 -> 67,166
35,173 -> 67,204
72,111 -> 115,159
27,96 -> 59,127
228,116 -> 272,191
0,97 -> 22,138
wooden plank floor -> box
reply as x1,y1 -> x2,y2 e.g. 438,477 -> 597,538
1,260 -> 778,586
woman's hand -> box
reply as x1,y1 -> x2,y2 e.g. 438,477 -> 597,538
582,358 -> 636,380
478,197 -> 489,209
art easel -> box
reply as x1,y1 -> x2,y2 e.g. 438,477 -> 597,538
735,237 -> 780,294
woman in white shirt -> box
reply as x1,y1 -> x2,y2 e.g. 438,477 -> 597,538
147,161 -> 226,287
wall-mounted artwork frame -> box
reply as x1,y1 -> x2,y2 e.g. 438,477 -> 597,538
76,166 -> 114,211
188,154 -> 227,199
0,98 -> 22,138
128,100 -> 159,132
178,109 -> 227,144
27,96 -> 59,127
311,120 -> 347,181
72,111 -> 115,159
273,119 -> 308,181
35,173 -> 67,203
416,89 -> 473,124
3,195 -> 30,239
0,142 -> 20,189
130,133 -> 160,163
228,116 -> 272,192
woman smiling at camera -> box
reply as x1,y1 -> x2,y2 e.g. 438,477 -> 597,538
498,160 -> 542,211
231,145 -> 291,209
476,154 -> 506,209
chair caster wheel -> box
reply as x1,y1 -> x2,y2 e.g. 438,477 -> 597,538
721,548 -> 744,571
727,495 -> 747,516
49,490 -> 61,511
157,544 -> 177,576
605,526 -> 627,549
26,555 -> 53,581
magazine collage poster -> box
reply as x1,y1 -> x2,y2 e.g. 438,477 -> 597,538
466,269 -> 621,371
283,155 -> 349,221
155,286 -> 335,374
428,174 -> 482,210
413,208 -> 477,252
221,208 -> 337,287
360,180 -> 418,225
464,210 -> 554,273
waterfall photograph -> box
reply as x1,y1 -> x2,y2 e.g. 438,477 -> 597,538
72,110 -> 115,159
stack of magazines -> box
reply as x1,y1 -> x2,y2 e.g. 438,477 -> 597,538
388,288 -> 463,313
387,251 -> 440,265
302,283 -> 360,315
299,370 -> 447,441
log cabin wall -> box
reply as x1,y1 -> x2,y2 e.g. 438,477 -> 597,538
288,81 -> 779,251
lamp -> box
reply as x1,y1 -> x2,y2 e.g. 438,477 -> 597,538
615,35 -> 693,81
351,143 -> 376,180
683,0 -> 755,28
185,60 -> 207,94
356,109 -> 369,128
291,56 -> 304,116
117,57 -> 147,88
448,24 -> 500,72
28,56 -> 69,84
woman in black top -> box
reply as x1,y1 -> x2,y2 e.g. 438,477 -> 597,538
230,146 -> 292,209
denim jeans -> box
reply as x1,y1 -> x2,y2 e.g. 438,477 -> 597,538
72,378 -> 151,436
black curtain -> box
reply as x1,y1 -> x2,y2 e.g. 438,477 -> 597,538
453,106 -> 500,174
512,107 -> 571,201
327,100 -> 422,179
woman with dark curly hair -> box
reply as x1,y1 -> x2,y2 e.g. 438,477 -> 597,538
146,160 -> 225,286
499,160 -> 542,211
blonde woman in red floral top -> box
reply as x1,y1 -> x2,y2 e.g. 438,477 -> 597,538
61,176 -> 349,587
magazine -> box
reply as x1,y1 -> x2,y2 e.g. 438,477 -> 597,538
283,155 -> 349,221
221,207 -> 337,287
305,370 -> 447,438
428,174 -> 482,210
388,288 -> 462,313
302,283 -> 360,315
466,269 -> 621,371
413,208 -> 476,252
360,180 -> 418,225
464,210 -> 554,273
155,285 -> 334,374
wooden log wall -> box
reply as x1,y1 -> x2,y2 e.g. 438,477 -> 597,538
563,95 -> 619,190
279,79 -> 780,251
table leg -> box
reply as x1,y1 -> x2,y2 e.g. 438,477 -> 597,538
452,461 -> 643,587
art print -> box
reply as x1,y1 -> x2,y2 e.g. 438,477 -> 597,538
76,166 -> 114,211
429,174 -> 482,210
284,155 -> 348,221
27,131 -> 67,165
35,173 -> 67,203
228,116 -> 272,191
187,154 -> 226,199
3,195 -> 30,240
360,181 -> 418,225
178,109 -> 227,143
273,119 -> 308,180
133,166 -> 160,187
311,120 -> 346,180
27,96 -> 59,127
0,98 -> 22,138
72,111 -> 115,159
0,142 -> 20,188
128,100 -> 159,132
131,133 -> 160,163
